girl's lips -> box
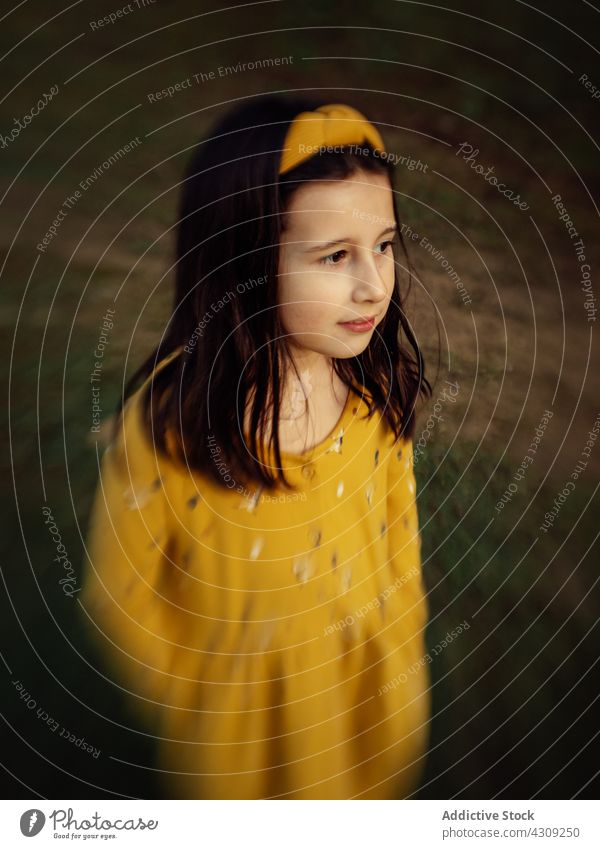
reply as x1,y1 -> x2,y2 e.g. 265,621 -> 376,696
339,315 -> 377,332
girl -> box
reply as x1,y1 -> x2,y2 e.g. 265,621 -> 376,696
82,96 -> 433,800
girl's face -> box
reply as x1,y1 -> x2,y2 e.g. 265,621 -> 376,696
277,169 -> 397,365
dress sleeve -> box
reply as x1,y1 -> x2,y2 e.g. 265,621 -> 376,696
386,436 -> 428,634
80,392 -> 181,727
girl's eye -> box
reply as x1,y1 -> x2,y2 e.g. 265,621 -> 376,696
375,239 -> 395,254
320,249 -> 347,265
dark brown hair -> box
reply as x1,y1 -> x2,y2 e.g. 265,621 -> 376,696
116,95 -> 432,493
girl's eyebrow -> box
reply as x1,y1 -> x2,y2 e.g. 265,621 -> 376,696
303,225 -> 398,253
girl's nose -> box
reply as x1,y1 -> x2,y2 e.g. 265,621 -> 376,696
353,251 -> 390,302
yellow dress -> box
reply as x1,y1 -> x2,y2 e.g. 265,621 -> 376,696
82,362 -> 431,799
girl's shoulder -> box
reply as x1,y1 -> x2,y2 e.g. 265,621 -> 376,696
352,380 -> 412,450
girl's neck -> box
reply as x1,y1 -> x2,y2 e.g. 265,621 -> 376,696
279,357 -> 343,421
244,356 -> 348,454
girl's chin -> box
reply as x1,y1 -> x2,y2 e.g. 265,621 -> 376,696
331,340 -> 372,359
283,333 -> 372,361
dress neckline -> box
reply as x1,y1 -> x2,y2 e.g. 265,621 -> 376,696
273,382 -> 361,462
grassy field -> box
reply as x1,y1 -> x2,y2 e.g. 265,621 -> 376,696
1,0 -> 599,799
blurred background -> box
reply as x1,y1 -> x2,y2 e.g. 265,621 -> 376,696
1,0 -> 599,799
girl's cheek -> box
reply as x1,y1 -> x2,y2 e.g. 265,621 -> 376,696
280,267 -> 347,319
279,299 -> 324,331
291,271 -> 337,304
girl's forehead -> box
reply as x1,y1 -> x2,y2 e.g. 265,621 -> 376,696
282,172 -> 395,236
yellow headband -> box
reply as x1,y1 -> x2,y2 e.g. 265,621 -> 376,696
279,103 -> 386,175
